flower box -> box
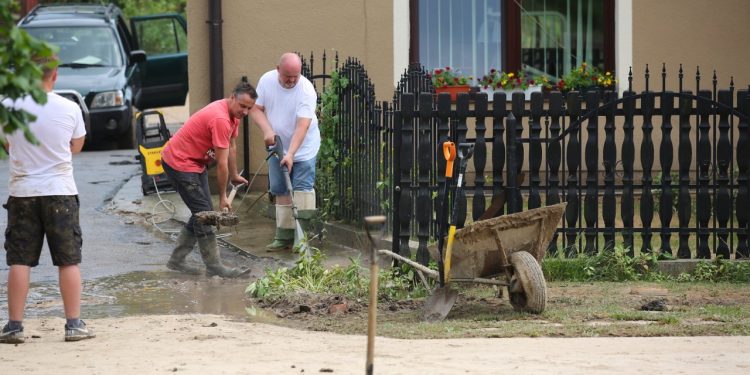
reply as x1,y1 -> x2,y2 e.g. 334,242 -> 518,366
435,84 -> 471,102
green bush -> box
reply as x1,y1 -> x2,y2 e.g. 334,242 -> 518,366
245,248 -> 430,302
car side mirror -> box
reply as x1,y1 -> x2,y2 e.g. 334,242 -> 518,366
130,50 -> 147,64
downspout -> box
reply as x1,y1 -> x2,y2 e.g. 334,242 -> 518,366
208,0 -> 223,101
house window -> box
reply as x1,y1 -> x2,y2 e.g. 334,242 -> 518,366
410,0 -> 614,82
520,0 -> 612,79
416,0 -> 503,84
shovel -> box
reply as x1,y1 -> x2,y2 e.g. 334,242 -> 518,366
267,135 -> 311,257
423,142 -> 474,322
363,215 -> 386,375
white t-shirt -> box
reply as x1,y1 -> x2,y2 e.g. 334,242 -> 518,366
256,69 -> 320,162
2,93 -> 86,196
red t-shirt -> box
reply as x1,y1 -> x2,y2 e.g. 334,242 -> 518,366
162,99 -> 239,173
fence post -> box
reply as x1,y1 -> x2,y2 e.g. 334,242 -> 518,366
416,93 -> 433,265
565,92 -> 582,252
602,90 -> 617,251
678,91 -> 694,258
583,90 -> 600,255
491,92 -> 507,217
715,90 -> 733,258
506,113 -> 520,214
472,93 -> 488,220
640,91 -> 655,254
696,90 -> 712,258
394,93 -> 413,258
736,90 -> 750,257
528,91 -> 543,210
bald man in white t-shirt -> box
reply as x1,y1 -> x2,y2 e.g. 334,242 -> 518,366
250,52 -> 320,250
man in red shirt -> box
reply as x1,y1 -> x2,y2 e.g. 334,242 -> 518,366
160,82 -> 253,278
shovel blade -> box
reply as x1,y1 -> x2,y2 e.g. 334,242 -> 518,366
422,287 -> 458,322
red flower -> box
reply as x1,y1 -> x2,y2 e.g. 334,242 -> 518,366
490,68 -> 496,73
434,69 -> 443,75
445,66 -> 451,71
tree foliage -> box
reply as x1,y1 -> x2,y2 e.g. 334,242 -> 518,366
0,0 -> 58,157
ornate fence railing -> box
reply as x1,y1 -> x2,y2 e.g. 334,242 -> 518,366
312,55 -> 750,262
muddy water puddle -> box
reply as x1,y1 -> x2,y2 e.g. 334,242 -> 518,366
0,271 -> 281,324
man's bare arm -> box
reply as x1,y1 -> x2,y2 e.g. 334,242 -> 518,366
215,147 -> 230,211
280,117 -> 312,171
70,136 -> 85,154
249,104 -> 276,146
228,137 -> 248,185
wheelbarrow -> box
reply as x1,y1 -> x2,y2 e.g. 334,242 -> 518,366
378,202 -> 566,321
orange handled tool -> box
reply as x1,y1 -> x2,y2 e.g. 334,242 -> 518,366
436,142 -> 456,286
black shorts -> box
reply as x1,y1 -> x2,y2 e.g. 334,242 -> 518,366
4,195 -> 83,267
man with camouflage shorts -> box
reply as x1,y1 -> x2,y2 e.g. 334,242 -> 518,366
1,55 -> 94,344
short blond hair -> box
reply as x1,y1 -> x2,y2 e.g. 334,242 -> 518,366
33,54 -> 59,80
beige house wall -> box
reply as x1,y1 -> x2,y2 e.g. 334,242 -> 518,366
184,1 -> 750,189
632,0 -> 750,93
186,0 -> 394,188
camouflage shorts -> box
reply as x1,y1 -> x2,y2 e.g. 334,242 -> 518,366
4,195 -> 83,267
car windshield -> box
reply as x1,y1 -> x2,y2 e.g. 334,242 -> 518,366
24,26 -> 123,67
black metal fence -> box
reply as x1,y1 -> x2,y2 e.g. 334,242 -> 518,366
311,55 -> 750,261
390,66 -> 750,262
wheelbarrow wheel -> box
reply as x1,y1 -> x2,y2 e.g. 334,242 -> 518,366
508,251 -> 546,314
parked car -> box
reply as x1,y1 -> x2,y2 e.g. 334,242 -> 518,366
18,3 -> 188,149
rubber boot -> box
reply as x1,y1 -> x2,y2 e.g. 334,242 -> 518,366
297,210 -> 316,234
266,228 -> 295,251
166,227 -> 203,275
197,233 -> 249,278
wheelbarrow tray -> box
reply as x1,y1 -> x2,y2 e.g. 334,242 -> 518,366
430,203 -> 566,279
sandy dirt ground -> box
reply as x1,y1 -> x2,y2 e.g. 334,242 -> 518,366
1,314 -> 749,374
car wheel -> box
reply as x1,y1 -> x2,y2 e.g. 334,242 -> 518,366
117,108 -> 137,149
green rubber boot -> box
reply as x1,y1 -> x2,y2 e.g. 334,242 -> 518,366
266,228 -> 295,251
297,210 -> 317,234
197,233 -> 250,278
166,227 -> 203,275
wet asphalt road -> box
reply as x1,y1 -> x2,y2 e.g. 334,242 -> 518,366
0,149 -> 172,283
0,149 -> 287,319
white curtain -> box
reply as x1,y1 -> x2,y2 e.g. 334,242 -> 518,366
419,0 -> 503,85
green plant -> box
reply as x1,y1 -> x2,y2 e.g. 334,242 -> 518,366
557,62 -> 616,92
479,69 -> 538,91
315,70 -> 349,221
430,66 -> 471,88
0,0 -> 58,157
687,257 -> 750,283
544,245 -> 666,282
246,248 -> 431,302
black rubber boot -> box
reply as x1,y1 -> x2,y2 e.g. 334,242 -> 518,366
166,227 -> 203,275
197,233 -> 250,278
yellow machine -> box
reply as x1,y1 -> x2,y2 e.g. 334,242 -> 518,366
136,110 -> 174,195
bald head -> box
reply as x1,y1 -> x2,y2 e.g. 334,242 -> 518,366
276,53 -> 302,89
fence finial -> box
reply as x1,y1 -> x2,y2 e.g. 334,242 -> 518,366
712,70 -> 718,99
696,66 -> 701,92
645,64 -> 650,92
661,63 -> 667,93
628,66 -> 633,92
678,64 -> 684,93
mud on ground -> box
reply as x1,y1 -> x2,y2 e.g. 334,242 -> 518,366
246,281 -> 750,339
